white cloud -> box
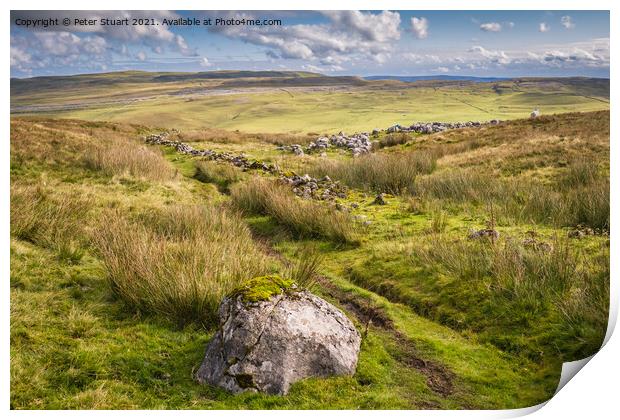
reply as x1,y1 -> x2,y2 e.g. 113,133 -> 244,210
11,10 -> 197,57
507,22 -> 515,28
10,46 -> 32,71
302,63 -> 345,73
212,10 -> 401,67
136,51 -> 146,61
10,31 -> 116,73
324,11 -> 401,42
199,57 -> 212,68
539,22 -> 550,32
480,22 -> 502,32
411,17 -> 429,39
561,16 -> 575,29
468,45 -> 511,65
32,32 -> 107,57
527,44 -> 608,69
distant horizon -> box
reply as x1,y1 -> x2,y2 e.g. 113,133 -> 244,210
9,68 -> 611,81
11,10 -> 609,79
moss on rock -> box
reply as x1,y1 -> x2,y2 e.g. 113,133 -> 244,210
231,275 -> 295,303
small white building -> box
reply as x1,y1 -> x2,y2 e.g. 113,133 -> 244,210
530,108 -> 540,119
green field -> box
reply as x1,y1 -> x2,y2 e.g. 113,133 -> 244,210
9,71 -> 610,409
11,72 -> 610,133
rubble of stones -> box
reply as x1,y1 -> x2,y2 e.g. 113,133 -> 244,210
144,132 -> 348,201
468,228 -> 500,241
522,237 -> 554,253
280,174 -> 348,201
277,132 -> 372,157
276,120 -> 500,156
386,120 -> 499,135
568,225 -> 608,238
145,133 -> 279,174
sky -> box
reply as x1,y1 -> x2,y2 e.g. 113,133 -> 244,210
10,10 -> 610,78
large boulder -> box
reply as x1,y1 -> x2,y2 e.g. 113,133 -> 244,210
196,276 -> 361,395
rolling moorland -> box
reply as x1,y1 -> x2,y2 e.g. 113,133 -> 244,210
10,71 -> 610,409
11,71 -> 609,132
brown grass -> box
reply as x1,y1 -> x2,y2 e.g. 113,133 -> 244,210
230,177 -> 359,244
415,163 -> 609,230
170,127 -> 314,146
306,151 -> 437,195
83,138 -> 176,181
10,182 -> 91,261
92,204 -> 270,326
376,132 -> 412,149
11,118 -> 142,167
411,234 -> 609,331
194,160 -> 246,191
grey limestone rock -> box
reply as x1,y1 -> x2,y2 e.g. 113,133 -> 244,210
196,285 -> 361,395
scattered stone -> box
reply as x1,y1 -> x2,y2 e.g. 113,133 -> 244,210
387,124 -> 402,133
196,276 -> 361,395
373,193 -> 387,205
568,230 -> 585,239
568,225 -> 596,239
276,120 -> 499,156
280,173 -> 348,201
468,228 -> 499,241
523,238 -> 553,252
145,132 -> 280,174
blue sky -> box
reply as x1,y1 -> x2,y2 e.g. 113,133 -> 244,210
10,10 -> 610,78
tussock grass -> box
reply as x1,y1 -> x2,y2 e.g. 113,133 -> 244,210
254,132 -> 316,146
194,160 -> 245,192
83,138 -> 176,181
92,205 -> 269,326
416,237 -> 576,303
307,151 -> 437,195
376,133 -> 411,149
10,183 -> 91,261
409,235 -> 609,358
284,246 -> 324,291
230,177 -> 358,244
415,163 -> 609,230
428,208 -> 448,234
415,169 -> 502,205
11,119 -> 144,171
172,128 -> 314,146
557,162 -> 609,230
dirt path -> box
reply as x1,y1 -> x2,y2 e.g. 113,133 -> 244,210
251,230 -> 456,398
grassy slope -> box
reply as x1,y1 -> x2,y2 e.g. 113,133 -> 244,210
11,72 -> 609,133
9,115 -> 598,409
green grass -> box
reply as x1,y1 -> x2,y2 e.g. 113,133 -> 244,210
10,239 -> 554,409
10,108 -> 609,409
194,160 -> 246,192
12,74 -> 609,133
305,150 -> 437,195
92,204 -> 272,327
230,176 -> 359,244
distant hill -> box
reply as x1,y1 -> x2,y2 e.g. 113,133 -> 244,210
10,71 -> 609,132
365,75 -> 511,83
10,70 -> 366,98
